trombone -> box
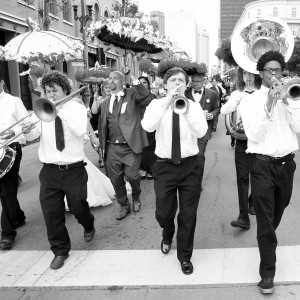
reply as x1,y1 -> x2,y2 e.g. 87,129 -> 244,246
0,86 -> 87,149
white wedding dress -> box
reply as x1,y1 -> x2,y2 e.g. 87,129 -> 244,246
65,157 -> 115,210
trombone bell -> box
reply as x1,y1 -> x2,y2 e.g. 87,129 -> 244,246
33,98 -> 57,122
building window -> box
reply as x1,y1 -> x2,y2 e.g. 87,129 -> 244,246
94,3 -> 100,21
292,7 -> 296,18
273,7 -> 278,17
49,0 -> 58,15
257,8 -> 261,16
104,10 -> 109,18
63,0 -> 71,22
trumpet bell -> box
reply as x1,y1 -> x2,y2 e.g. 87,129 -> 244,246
33,98 -> 57,122
231,16 -> 294,74
281,78 -> 300,101
172,96 -> 190,114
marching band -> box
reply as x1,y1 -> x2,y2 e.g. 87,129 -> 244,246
1,14 -> 300,296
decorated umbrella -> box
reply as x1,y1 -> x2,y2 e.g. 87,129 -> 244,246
86,17 -> 171,55
156,59 -> 208,78
3,17 -> 83,65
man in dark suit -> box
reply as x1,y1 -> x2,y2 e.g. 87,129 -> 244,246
98,71 -> 149,220
185,73 -> 219,187
210,78 -> 223,132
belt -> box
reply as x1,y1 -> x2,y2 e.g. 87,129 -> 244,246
9,142 -> 21,149
252,153 -> 295,164
156,155 -> 197,165
107,141 -> 127,145
44,161 -> 86,170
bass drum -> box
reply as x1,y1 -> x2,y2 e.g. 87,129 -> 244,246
0,146 -> 16,179
225,111 -> 247,140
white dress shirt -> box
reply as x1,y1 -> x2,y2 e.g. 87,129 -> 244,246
26,98 -> 87,164
192,87 -> 204,103
141,97 -> 208,158
109,91 -> 124,114
240,85 -> 300,157
0,91 -> 29,145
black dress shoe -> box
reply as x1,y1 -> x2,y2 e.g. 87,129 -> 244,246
84,226 -> 95,242
0,238 -> 14,250
180,261 -> 193,275
116,207 -> 131,220
160,239 -> 172,254
50,254 -> 69,270
231,218 -> 250,229
258,278 -> 274,294
133,200 -> 141,212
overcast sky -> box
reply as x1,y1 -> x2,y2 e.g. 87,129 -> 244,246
138,0 -> 220,67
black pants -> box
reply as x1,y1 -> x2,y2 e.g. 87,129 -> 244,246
197,139 -> 208,184
153,156 -> 203,262
0,145 -> 25,240
39,164 -> 94,256
250,156 -> 296,278
235,139 -> 252,220
106,143 -> 141,208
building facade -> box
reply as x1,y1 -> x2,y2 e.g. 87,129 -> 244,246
220,0 -> 254,41
150,10 -> 165,37
0,0 -> 136,108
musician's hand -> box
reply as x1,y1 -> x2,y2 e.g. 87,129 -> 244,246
267,77 -> 281,112
163,85 -> 183,109
0,129 -> 15,140
21,120 -> 35,134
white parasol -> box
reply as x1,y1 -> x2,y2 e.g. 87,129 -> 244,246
3,17 -> 84,65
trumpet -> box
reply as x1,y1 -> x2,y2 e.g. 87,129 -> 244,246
0,86 -> 87,149
172,96 -> 190,115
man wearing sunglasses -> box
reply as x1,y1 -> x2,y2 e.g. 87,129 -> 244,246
240,51 -> 300,295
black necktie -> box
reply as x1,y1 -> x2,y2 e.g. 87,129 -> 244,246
195,90 -> 202,94
112,95 -> 118,114
55,116 -> 65,151
171,112 -> 181,164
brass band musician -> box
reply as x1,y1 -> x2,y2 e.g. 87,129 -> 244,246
221,67 -> 261,229
240,50 -> 300,294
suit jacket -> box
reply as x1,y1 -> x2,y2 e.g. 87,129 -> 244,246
185,87 -> 219,140
210,85 -> 223,108
98,83 -> 149,159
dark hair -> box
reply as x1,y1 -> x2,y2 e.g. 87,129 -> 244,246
41,71 -> 72,95
163,67 -> 188,84
256,50 -> 286,72
138,76 -> 151,90
236,67 -> 262,91
89,83 -> 101,96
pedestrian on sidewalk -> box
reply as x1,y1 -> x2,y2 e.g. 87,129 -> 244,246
26,71 -> 95,270
240,50 -> 300,294
142,67 -> 207,275
0,75 -> 34,250
221,67 -> 262,230
98,71 -> 149,220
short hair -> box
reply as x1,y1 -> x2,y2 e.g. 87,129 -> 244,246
41,71 -> 72,95
109,71 -> 124,81
193,72 -> 206,78
236,67 -> 262,91
138,76 -> 151,90
163,67 -> 188,84
257,50 -> 286,72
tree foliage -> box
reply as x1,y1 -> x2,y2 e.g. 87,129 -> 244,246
215,38 -> 237,67
113,0 -> 140,17
286,36 -> 300,74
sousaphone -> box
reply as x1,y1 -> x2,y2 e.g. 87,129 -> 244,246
225,16 -> 294,139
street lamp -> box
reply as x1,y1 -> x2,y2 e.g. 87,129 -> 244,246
72,1 -> 93,105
